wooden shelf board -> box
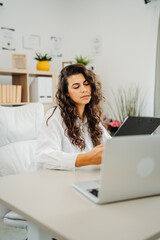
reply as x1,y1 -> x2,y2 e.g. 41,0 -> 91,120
29,70 -> 54,76
0,102 -> 28,106
0,69 -> 55,76
0,69 -> 28,75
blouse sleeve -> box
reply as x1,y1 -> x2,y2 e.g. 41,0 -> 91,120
35,115 -> 78,171
100,123 -> 112,142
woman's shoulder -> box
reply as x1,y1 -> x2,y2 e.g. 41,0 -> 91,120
44,106 -> 62,124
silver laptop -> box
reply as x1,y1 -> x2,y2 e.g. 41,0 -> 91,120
72,135 -> 160,204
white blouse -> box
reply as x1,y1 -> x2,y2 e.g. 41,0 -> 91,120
35,107 -> 111,170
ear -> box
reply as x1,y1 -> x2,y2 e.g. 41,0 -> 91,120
66,92 -> 69,97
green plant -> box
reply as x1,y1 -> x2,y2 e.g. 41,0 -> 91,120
106,86 -> 145,123
75,55 -> 91,65
34,53 -> 52,61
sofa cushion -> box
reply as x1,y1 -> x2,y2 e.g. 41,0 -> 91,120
0,140 -> 37,176
4,211 -> 28,229
4,211 -> 26,221
0,103 -> 44,147
4,217 -> 28,229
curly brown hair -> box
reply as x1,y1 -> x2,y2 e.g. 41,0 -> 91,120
48,63 -> 104,151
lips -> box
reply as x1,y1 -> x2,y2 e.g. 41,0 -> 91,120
81,95 -> 90,98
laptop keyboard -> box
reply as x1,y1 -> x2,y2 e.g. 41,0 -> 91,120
88,188 -> 99,197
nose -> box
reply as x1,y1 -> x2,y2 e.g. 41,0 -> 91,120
80,85 -> 87,93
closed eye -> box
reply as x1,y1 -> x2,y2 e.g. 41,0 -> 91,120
84,81 -> 90,86
72,83 -> 80,89
73,86 -> 79,89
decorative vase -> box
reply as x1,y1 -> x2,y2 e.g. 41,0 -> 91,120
37,61 -> 50,71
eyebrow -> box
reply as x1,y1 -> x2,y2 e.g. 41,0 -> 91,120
71,80 -> 88,87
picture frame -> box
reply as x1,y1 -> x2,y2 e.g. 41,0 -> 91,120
12,54 -> 27,69
62,61 -> 72,68
23,34 -> 40,50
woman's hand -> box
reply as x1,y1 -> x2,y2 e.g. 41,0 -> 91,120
75,144 -> 104,167
87,144 -> 104,165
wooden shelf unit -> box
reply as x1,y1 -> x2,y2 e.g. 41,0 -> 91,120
0,69 -> 59,110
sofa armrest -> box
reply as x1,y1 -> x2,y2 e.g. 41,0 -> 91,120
0,140 -> 38,177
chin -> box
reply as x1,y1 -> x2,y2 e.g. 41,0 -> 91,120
82,99 -> 91,104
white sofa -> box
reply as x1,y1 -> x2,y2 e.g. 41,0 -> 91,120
0,103 -> 44,229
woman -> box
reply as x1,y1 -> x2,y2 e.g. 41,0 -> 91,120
35,63 -> 111,170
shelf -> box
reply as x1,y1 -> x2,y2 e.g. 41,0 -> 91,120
0,68 -> 59,113
29,70 -> 54,76
0,69 -> 28,75
0,68 -> 55,76
0,102 -> 28,106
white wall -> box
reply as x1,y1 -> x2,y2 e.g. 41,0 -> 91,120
0,0 -> 159,117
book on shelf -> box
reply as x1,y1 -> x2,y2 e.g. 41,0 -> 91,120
1,85 -> 6,103
6,85 -> 10,103
0,85 -> 22,104
9,85 -> 13,103
16,85 -> 22,103
12,85 -> 16,103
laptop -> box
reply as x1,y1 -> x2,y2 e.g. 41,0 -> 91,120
72,135 -> 160,204
114,116 -> 160,136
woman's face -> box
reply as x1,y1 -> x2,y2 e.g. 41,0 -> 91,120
67,73 -> 91,107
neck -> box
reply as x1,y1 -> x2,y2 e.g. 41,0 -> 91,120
76,105 -> 85,121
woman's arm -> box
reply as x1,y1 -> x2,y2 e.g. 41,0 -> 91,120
35,109 -> 78,170
75,123 -> 111,167
75,144 -> 104,167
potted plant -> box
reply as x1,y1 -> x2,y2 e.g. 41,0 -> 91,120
75,55 -> 91,66
34,53 -> 52,71
106,86 -> 145,123
102,116 -> 122,136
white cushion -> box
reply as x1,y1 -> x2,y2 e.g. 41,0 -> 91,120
4,211 -> 28,229
0,140 -> 37,176
4,217 -> 28,229
4,211 -> 26,221
0,103 -> 44,147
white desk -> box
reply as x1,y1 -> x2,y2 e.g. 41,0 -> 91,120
0,167 -> 160,240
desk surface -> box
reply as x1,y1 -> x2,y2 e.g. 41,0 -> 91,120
0,167 -> 160,240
